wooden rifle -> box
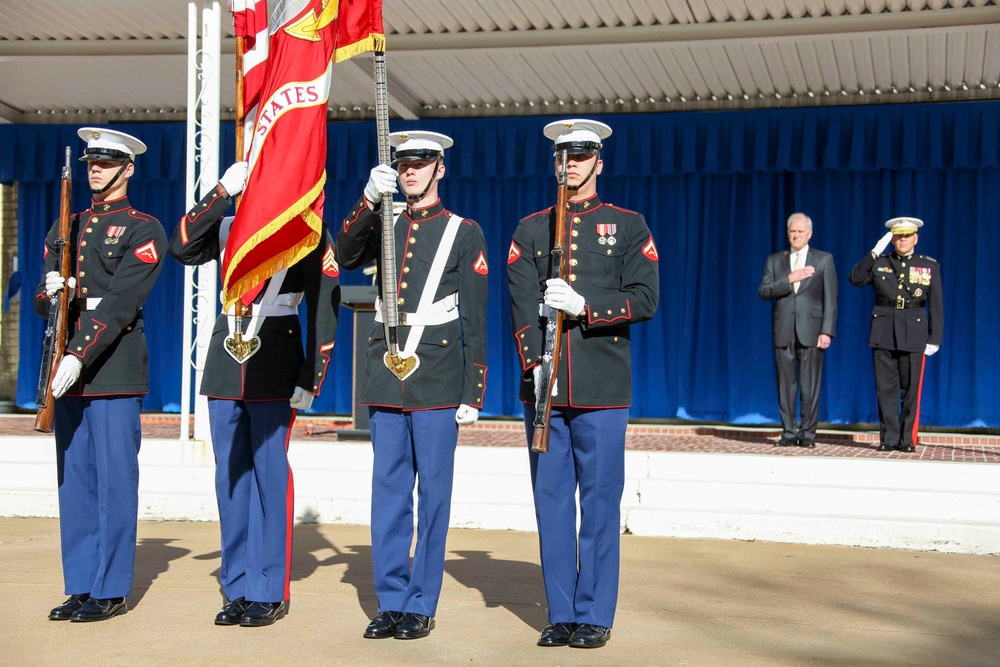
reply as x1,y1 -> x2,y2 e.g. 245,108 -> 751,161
34,147 -> 74,433
531,150 -> 569,453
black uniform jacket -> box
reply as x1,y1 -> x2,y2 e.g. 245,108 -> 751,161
758,248 -> 838,347
336,196 -> 488,410
35,196 -> 167,395
507,193 -> 659,408
849,251 -> 943,352
168,185 -> 340,400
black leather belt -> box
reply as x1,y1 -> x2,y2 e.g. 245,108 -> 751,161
877,297 -> 926,310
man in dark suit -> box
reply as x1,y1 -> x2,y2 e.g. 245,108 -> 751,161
849,217 -> 942,452
758,213 -> 838,448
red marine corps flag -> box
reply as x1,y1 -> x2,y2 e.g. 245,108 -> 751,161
224,0 -> 384,308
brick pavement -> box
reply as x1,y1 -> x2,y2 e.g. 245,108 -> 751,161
3,413 -> 998,463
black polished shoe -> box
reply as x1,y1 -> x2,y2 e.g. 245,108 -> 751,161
537,622 -> 578,647
797,438 -> 816,448
877,443 -> 896,451
897,444 -> 916,453
70,597 -> 127,622
364,611 -> 402,639
215,597 -> 249,626
569,624 -> 611,649
49,594 -> 90,621
394,613 -> 435,639
239,601 -> 286,627
775,437 -> 796,447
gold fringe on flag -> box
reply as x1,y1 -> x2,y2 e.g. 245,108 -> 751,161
334,33 -> 385,63
221,171 -> 328,310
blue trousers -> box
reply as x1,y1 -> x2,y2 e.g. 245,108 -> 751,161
54,396 -> 142,599
524,404 -> 628,629
208,398 -> 295,604
368,407 -> 458,617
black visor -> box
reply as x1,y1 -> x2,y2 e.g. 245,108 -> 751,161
392,149 -> 443,164
553,141 -> 602,156
79,147 -> 131,162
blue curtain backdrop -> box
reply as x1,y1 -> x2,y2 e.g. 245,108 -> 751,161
2,101 -> 998,427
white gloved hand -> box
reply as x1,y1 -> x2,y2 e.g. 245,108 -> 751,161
544,278 -> 586,317
289,386 -> 315,410
924,344 -> 940,357
455,404 -> 479,425
364,164 -> 398,203
531,365 -> 557,399
44,271 -> 76,297
51,355 -> 83,399
219,161 -> 249,197
871,231 -> 894,256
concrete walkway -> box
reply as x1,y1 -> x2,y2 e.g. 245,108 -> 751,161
2,518 -> 998,666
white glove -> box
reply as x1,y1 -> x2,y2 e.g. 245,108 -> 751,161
871,231 -> 894,256
532,365 -> 557,399
44,271 -> 76,297
924,344 -> 939,357
455,404 -> 479,425
219,162 -> 249,197
544,278 -> 585,317
289,386 -> 315,410
51,355 -> 83,399
364,164 -> 398,203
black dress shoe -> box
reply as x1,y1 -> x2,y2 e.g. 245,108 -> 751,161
364,611 -> 402,639
215,597 -> 249,626
537,622 -> 577,647
898,444 -> 916,453
394,613 -> 435,639
797,438 -> 816,448
877,443 -> 896,451
239,601 -> 286,627
775,437 -> 796,447
569,624 -> 611,649
70,597 -> 127,622
49,594 -> 90,621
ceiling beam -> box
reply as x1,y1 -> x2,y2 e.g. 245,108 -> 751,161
0,100 -> 24,124
339,59 -> 421,120
1,8 -> 998,57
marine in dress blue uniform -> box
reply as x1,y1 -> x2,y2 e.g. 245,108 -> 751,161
507,119 -> 659,649
35,128 -> 167,622
849,217 -> 943,452
336,131 -> 488,640
168,162 -> 340,626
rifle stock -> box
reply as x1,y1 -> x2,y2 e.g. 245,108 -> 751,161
531,152 -> 570,454
34,147 -> 73,433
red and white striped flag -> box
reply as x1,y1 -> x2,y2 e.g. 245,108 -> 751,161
224,0 -> 384,308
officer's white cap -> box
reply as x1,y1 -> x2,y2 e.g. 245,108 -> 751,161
390,131 -> 453,162
77,127 -> 147,162
885,216 -> 923,235
543,118 -> 613,151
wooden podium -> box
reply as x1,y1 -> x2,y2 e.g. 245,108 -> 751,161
339,285 -> 379,440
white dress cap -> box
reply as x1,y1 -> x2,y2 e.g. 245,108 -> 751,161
390,130 -> 453,162
884,216 -> 924,235
543,118 -> 613,149
77,127 -> 147,161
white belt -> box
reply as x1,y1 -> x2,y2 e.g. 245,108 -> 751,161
375,292 -> 459,327
224,292 -> 303,319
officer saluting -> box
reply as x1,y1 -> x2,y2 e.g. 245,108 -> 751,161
168,162 -> 340,626
849,217 -> 943,452
337,131 -> 488,640
35,128 -> 167,622
507,119 -> 659,648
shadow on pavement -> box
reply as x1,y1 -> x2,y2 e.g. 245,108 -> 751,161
129,537 -> 191,609
446,550 -> 548,631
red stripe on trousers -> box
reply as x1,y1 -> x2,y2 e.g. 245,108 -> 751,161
283,409 -> 296,601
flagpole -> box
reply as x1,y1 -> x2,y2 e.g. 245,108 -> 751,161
231,19 -> 251,342
373,47 -> 413,379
